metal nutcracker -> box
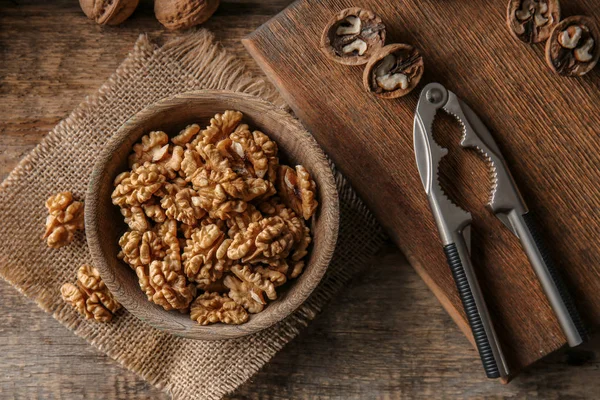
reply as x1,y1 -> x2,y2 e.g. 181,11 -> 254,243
413,82 -> 587,379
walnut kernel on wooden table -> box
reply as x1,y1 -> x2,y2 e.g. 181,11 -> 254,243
320,7 -> 386,66
111,110 -> 319,325
507,0 -> 560,43
545,16 -> 600,76
43,192 -> 85,248
61,265 -> 121,322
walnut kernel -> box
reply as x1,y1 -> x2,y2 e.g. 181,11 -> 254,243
112,162 -> 167,207
61,265 -> 121,322
128,131 -> 170,168
224,264 -> 287,313
182,224 -> 231,286
276,165 -> 318,220
190,292 -> 248,325
43,192 -> 85,248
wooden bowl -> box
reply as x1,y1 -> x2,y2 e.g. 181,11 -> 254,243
85,91 -> 339,340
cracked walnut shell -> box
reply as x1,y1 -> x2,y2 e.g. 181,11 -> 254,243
321,7 -> 386,66
363,43 -> 424,99
43,192 -> 85,248
61,265 -> 121,322
507,0 -> 560,43
545,16 -> 600,77
190,292 -> 248,325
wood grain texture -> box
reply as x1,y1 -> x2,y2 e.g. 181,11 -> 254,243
243,0 -> 600,377
1,0 -> 600,398
86,91 -> 339,339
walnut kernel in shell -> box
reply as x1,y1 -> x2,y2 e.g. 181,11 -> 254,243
507,0 -> 560,43
545,16 -> 600,76
363,43 -> 424,99
320,7 -> 386,66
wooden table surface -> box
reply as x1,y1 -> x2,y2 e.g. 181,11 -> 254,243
0,1 -> 598,398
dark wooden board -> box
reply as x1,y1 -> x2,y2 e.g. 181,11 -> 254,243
243,0 -> 600,376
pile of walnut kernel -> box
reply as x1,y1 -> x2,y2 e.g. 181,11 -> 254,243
112,110 -> 318,325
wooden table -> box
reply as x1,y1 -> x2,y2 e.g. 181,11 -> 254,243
0,1 -> 598,398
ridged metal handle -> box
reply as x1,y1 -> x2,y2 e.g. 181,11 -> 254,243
444,243 -> 501,379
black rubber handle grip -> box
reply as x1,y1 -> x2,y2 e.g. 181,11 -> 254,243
522,212 -> 588,342
444,243 -> 500,379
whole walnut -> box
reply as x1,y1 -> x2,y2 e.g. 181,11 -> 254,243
154,0 -> 220,30
79,0 -> 139,25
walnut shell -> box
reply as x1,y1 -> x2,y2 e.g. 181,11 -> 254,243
362,43 -> 424,99
79,0 -> 139,26
154,0 -> 220,30
320,7 -> 386,66
506,0 -> 560,44
545,16 -> 600,77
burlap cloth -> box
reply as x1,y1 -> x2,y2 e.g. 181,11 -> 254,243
0,31 -> 386,399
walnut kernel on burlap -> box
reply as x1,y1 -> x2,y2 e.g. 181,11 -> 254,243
0,31 -> 386,400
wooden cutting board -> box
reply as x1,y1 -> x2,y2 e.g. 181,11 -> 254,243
243,0 -> 600,377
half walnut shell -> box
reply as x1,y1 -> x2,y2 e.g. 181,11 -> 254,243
506,0 -> 560,44
320,7 -> 386,66
362,43 -> 424,99
545,16 -> 600,76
